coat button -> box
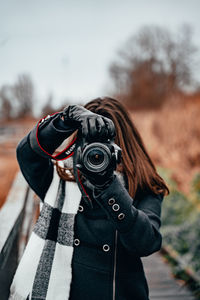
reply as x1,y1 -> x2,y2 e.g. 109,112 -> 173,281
108,198 -> 115,205
74,239 -> 80,246
103,244 -> 110,252
78,205 -> 84,212
112,204 -> 120,211
118,213 -> 125,220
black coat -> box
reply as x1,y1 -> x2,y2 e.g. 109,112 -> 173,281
16,113 -> 164,300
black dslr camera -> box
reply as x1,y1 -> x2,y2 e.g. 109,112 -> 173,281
76,137 -> 122,176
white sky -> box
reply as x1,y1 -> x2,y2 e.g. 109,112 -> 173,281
0,0 -> 200,113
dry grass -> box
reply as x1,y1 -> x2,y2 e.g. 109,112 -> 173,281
131,95 -> 200,193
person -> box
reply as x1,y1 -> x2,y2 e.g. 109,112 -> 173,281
9,97 -> 169,300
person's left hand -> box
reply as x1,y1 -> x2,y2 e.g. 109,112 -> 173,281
76,160 -> 116,190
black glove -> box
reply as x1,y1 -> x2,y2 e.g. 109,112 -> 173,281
62,105 -> 115,141
77,161 -> 116,190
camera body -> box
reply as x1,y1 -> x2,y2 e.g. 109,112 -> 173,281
76,137 -> 122,175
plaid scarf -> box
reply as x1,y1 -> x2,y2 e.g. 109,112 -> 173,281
9,156 -> 82,300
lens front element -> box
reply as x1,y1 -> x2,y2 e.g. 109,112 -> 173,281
87,149 -> 104,166
82,143 -> 111,173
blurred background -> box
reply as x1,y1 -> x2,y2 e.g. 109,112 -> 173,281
0,0 -> 200,299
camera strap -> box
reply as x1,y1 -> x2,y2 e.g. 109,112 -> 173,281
73,137 -> 93,208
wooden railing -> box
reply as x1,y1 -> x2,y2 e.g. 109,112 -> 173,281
0,172 -> 39,300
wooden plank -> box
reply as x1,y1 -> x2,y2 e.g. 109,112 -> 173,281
142,252 -> 196,299
0,171 -> 29,299
18,190 -> 40,260
0,172 -> 28,267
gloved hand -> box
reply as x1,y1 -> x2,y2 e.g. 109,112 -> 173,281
76,161 -> 116,190
62,105 -> 116,141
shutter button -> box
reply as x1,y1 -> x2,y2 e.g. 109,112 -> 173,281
103,244 -> 110,252
78,205 -> 84,212
112,204 -> 120,211
74,239 -> 80,246
108,198 -> 115,205
118,213 -> 125,220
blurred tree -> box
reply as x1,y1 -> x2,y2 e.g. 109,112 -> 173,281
41,93 -> 56,116
13,73 -> 34,117
0,85 -> 12,120
109,24 -> 197,109
41,96 -> 74,117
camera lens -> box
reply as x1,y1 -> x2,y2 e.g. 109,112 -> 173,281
82,143 -> 111,173
87,149 -> 104,166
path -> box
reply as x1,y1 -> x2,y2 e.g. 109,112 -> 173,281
142,251 -> 196,300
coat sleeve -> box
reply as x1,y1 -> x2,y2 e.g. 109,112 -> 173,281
16,113 -> 78,200
16,134 -> 53,201
93,175 -> 164,257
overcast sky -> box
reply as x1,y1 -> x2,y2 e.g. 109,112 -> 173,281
0,0 -> 200,113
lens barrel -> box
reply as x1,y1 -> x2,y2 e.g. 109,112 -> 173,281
82,142 -> 111,173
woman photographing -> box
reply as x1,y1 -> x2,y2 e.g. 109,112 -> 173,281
9,97 -> 169,300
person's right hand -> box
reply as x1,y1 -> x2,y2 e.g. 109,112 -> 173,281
62,105 -> 115,141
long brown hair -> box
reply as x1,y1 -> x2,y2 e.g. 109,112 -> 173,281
56,97 -> 169,198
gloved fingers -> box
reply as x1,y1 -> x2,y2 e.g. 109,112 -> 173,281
76,163 -> 91,180
96,116 -> 105,133
95,116 -> 108,138
80,114 -> 115,141
81,118 -> 89,138
88,117 -> 98,139
103,117 -> 116,139
77,163 -> 115,188
76,164 -> 95,183
85,116 -> 108,140
89,116 -> 115,140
